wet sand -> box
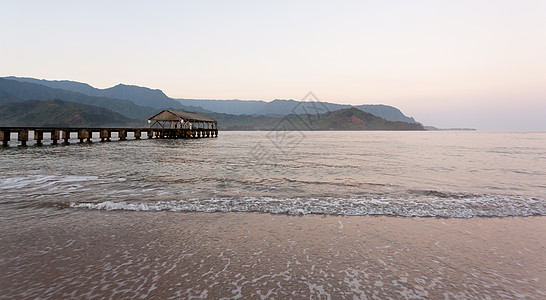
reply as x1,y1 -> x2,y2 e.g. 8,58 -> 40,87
1,211 -> 545,299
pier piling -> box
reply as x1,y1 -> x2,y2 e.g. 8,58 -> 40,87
18,130 -> 29,146
100,129 -> 111,142
34,130 -> 44,145
0,130 -> 9,146
78,130 -> 90,143
119,130 -> 127,141
0,126 -> 218,147
51,130 -> 60,145
62,130 -> 70,144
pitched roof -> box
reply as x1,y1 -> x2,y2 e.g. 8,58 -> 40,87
148,110 -> 216,122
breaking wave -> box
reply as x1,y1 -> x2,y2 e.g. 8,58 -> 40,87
70,195 -> 546,218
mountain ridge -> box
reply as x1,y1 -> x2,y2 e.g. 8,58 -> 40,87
3,76 -> 419,124
0,97 -> 423,131
0,78 -> 160,120
0,99 -> 142,127
177,98 -> 417,124
210,107 -> 424,131
3,76 -> 196,111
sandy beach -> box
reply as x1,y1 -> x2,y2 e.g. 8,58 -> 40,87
1,210 -> 544,299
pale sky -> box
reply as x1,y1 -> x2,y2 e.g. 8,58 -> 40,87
1,0 -> 545,130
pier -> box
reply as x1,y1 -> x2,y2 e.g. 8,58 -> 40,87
0,127 -> 218,146
1,110 -> 219,147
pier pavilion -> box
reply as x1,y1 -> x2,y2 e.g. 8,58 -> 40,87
148,110 -> 218,138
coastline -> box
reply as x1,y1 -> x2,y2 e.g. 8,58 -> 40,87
2,211 -> 544,299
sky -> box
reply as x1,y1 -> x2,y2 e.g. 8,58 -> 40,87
1,0 -> 545,130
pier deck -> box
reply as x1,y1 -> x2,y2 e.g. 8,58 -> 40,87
0,127 -> 218,147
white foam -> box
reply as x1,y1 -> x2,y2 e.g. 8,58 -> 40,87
0,175 -> 99,190
69,195 -> 546,218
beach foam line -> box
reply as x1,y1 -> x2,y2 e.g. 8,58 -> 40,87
0,175 -> 100,190
69,196 -> 546,218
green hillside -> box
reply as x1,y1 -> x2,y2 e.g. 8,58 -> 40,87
0,99 -> 143,127
0,90 -> 21,105
3,77 -> 210,112
212,107 -> 424,131
304,107 -> 424,130
0,78 -> 173,120
4,77 -> 419,123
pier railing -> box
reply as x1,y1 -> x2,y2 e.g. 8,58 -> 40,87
0,127 -> 218,146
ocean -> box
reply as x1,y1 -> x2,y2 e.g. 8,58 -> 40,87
1,131 -> 545,299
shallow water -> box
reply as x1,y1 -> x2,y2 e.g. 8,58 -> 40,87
1,131 -> 545,217
1,131 -> 545,298
1,212 -> 545,299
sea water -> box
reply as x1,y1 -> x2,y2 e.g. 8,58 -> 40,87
1,131 -> 545,298
1,131 -> 544,218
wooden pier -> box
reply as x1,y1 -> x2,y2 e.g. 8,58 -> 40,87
0,127 -> 218,147
1,110 -> 220,147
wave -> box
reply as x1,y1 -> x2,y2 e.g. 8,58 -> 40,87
70,196 -> 546,218
0,175 -> 100,190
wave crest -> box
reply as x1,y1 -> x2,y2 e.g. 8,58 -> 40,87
70,196 -> 546,218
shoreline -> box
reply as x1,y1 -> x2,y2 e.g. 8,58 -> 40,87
2,210 -> 544,299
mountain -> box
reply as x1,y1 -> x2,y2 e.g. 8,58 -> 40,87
3,77 -> 205,111
100,84 -> 175,109
2,77 -> 420,125
0,99 -> 142,127
354,104 -> 417,123
178,98 -> 417,123
3,77 -> 99,96
0,78 -> 163,120
4,77 -> 418,123
211,107 -> 424,131
177,99 -> 269,115
0,93 -> 422,130
0,90 -> 22,105
305,107 -> 423,130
